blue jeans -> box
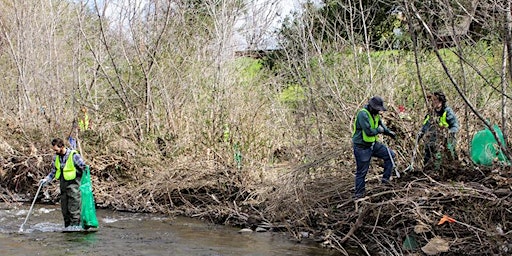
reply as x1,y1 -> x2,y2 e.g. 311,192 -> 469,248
353,142 -> 395,197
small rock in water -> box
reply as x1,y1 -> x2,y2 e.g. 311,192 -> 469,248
255,227 -> 267,232
238,228 -> 253,233
102,217 -> 118,223
38,208 -> 54,214
300,231 -> 309,238
16,210 -> 28,216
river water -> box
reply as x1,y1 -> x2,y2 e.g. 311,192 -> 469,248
0,203 -> 342,256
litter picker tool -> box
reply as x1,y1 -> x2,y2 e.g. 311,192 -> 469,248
388,146 -> 399,178
383,137 -> 399,178
19,181 -> 43,232
403,132 -> 421,173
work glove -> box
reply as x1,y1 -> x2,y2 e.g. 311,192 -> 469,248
417,131 -> 424,140
377,125 -> 385,133
39,177 -> 49,187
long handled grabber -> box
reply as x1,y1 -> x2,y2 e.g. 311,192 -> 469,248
388,146 -> 399,178
403,132 -> 421,173
19,182 -> 43,232
383,137 -> 399,178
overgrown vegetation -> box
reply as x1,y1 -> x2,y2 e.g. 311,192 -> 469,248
0,0 -> 511,255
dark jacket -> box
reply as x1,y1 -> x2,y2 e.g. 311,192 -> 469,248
421,106 -> 459,135
352,105 -> 392,148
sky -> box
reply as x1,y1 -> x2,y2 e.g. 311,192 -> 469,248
233,0 -> 297,50
234,0 -> 324,51
96,0 -> 322,51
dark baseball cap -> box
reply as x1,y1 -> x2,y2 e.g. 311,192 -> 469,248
369,96 -> 387,111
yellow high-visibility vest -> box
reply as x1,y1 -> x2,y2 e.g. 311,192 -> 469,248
423,111 -> 448,128
79,113 -> 89,131
353,109 -> 380,142
55,150 -> 78,181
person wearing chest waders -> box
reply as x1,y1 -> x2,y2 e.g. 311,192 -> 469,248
351,96 -> 396,199
40,138 -> 87,231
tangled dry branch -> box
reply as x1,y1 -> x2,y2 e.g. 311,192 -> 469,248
0,128 -> 510,255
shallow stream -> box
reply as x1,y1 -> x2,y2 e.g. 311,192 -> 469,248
0,203 -> 341,256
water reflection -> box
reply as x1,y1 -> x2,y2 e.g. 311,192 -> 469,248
0,203 -> 342,256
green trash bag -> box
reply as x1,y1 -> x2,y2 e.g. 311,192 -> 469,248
471,125 -> 509,166
80,165 -> 99,229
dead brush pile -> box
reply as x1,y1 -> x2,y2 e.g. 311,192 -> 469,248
261,148 -> 512,255
0,126 -> 269,228
0,117 -> 511,256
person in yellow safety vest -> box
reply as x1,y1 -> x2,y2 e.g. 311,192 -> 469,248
39,138 -> 87,231
78,106 -> 89,132
418,91 -> 460,167
352,96 -> 396,199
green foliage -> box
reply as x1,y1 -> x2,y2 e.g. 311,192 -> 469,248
279,84 -> 305,108
271,31 -> 508,141
234,57 -> 263,81
110,106 -> 127,122
286,0 -> 396,49
280,0 -> 501,53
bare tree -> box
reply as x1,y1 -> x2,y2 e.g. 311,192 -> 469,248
405,0 -> 512,161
